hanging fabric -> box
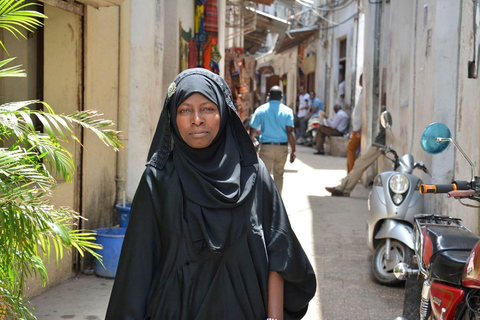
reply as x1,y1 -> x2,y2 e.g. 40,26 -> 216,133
204,0 -> 218,35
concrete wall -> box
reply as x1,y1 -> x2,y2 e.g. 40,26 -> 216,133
126,0 -> 165,199
321,3 -> 363,116
453,0 -> 480,231
126,0 -> 226,199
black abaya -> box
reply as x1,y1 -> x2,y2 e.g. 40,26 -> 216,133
106,159 -> 315,319
106,68 -> 316,319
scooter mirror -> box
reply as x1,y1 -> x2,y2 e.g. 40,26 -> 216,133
380,111 -> 392,129
420,122 -> 451,154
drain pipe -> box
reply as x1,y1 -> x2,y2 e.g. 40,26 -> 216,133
116,0 -> 130,208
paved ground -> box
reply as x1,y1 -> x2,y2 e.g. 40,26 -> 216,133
31,145 -> 404,319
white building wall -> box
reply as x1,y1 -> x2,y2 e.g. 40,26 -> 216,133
126,0 -> 226,199
316,3 -> 363,118
126,0 -> 164,199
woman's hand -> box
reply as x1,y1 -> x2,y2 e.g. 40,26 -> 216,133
267,271 -> 284,320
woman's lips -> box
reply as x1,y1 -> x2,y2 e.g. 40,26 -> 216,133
189,131 -> 209,137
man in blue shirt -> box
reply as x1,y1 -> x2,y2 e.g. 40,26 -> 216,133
249,86 -> 296,194
309,91 -> 324,115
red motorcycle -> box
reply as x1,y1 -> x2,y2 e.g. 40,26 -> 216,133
394,122 -> 480,320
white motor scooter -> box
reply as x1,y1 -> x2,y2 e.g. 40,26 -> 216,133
366,111 -> 430,286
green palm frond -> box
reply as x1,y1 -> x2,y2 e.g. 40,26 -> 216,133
0,0 -> 46,54
0,57 -> 25,78
0,100 -> 123,180
0,282 -> 35,319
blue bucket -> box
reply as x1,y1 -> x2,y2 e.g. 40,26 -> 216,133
94,228 -> 126,278
116,203 -> 131,228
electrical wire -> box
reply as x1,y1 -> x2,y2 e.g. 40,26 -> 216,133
319,10 -> 360,30
295,0 -> 356,12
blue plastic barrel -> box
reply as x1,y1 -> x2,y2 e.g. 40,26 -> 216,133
94,228 -> 126,278
116,203 -> 131,228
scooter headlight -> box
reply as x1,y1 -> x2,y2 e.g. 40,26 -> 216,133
389,173 -> 409,194
393,193 -> 403,205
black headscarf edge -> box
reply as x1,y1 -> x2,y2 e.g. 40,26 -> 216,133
146,68 -> 258,170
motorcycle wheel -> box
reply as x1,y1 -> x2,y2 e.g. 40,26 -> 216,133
372,240 -> 413,286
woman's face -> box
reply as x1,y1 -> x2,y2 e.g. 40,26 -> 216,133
176,93 -> 221,149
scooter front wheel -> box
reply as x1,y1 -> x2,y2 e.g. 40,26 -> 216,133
372,240 -> 413,286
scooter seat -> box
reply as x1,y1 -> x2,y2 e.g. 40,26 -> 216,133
426,225 -> 480,285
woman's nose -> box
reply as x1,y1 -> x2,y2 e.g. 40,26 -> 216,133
192,110 -> 204,125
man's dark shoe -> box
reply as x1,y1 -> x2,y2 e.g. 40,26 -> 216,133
325,187 -> 336,194
331,190 -> 350,197
314,150 -> 325,155
325,187 -> 349,197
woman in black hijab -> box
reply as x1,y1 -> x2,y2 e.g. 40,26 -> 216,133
106,68 -> 316,320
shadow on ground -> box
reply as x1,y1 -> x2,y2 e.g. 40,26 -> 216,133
308,193 -> 404,319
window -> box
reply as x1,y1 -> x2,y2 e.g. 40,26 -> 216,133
338,38 -> 347,83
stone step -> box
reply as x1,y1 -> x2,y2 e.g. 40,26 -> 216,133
325,135 -> 349,157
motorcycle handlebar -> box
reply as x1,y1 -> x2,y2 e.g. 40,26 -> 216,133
419,181 -> 470,195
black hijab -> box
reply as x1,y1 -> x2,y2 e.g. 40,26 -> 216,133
147,68 -> 258,253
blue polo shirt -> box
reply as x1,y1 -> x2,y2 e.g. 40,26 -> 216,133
250,100 -> 294,143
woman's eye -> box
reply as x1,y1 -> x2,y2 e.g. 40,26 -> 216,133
178,109 -> 190,114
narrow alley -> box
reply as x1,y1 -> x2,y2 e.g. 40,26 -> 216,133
31,147 -> 403,320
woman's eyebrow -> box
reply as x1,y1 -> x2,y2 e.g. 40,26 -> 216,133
181,101 -> 215,107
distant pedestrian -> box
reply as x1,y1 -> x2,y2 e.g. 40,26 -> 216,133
296,85 -> 311,143
347,74 -> 363,172
309,91 -> 324,115
250,85 -> 296,194
106,69 -> 316,319
314,104 -> 349,155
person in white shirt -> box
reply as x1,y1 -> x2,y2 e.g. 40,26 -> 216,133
314,105 -> 349,155
296,86 -> 312,143
347,74 -> 363,172
336,80 -> 345,109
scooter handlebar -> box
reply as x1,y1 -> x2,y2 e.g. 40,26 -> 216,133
419,184 -> 456,194
419,181 -> 470,195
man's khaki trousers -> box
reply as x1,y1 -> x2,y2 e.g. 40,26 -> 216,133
259,144 -> 288,194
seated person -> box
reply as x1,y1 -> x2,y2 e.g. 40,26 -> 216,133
298,92 -> 324,145
325,106 -> 387,196
314,104 -> 349,155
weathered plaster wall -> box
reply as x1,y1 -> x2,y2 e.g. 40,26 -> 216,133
83,6 -> 120,231
26,4 -> 83,298
126,0 -> 226,199
126,0 -> 165,199
323,2 -> 361,115
453,0 -> 480,231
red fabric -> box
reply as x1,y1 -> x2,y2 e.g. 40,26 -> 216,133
188,38 -> 198,69
203,36 -> 212,70
204,0 -> 218,34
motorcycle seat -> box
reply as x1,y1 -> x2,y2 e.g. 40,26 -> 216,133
425,225 -> 480,285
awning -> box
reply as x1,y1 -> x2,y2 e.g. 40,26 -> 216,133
39,0 -> 123,15
275,27 -> 318,54
243,6 -> 290,55
75,0 -> 123,7
250,0 -> 274,4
